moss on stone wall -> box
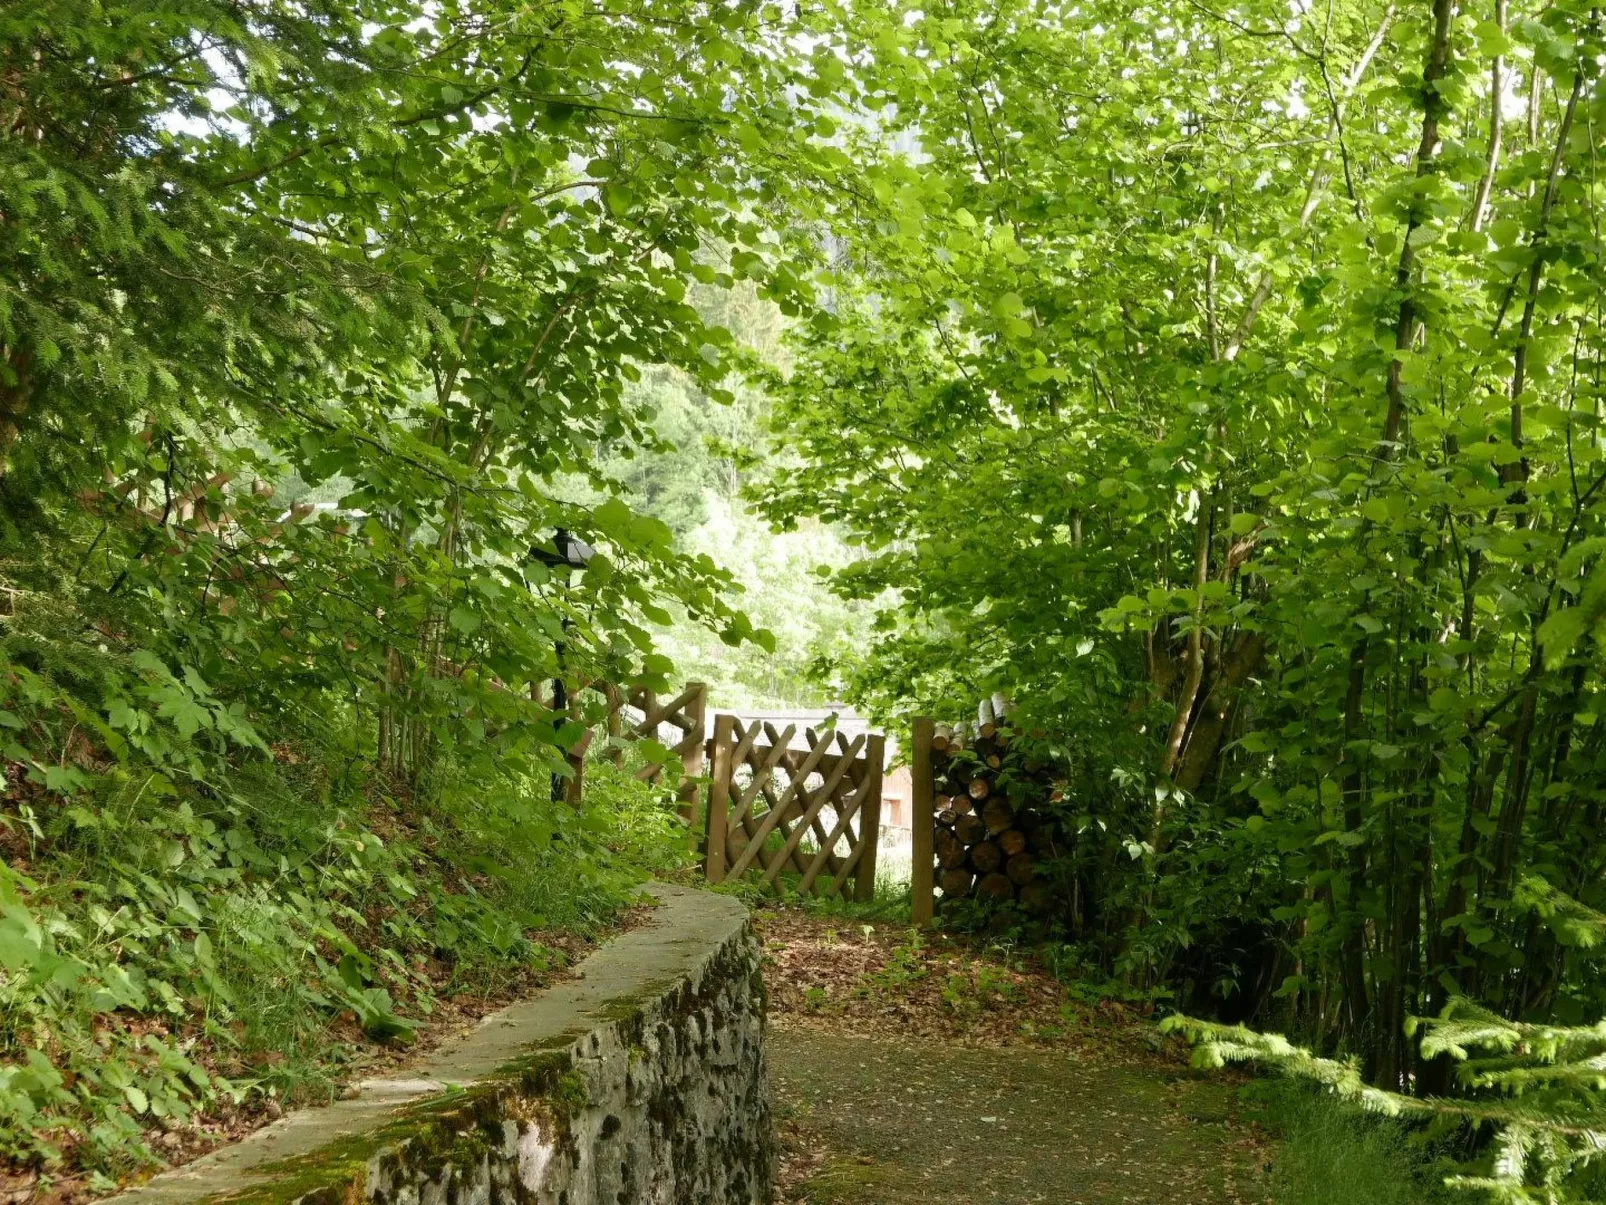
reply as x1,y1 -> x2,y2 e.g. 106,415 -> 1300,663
132,889 -> 772,1205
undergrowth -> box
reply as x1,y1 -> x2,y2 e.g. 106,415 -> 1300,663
712,862 -> 912,924
0,620 -> 689,1187
1242,1079 -> 1455,1205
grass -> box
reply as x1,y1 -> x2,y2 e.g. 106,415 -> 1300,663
795,1155 -> 919,1204
1245,1079 -> 1455,1205
710,821 -> 916,923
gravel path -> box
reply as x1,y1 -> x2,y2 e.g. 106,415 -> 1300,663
757,910 -> 1271,1205
771,1025 -> 1265,1204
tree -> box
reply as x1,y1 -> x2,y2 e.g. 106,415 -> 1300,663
758,0 -> 1606,1109
3,0 -> 830,787
0,0 -> 834,1172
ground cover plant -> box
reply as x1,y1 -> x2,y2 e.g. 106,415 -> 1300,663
1238,1078 -> 1457,1205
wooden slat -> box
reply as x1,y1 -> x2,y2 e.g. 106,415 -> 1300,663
678,684 -> 708,841
631,682 -> 702,734
728,730 -> 849,880
776,747 -> 864,788
600,682 -> 626,767
755,727 -> 848,861
584,679 -> 711,839
759,732 -> 865,886
732,727 -> 791,817
743,782 -> 784,875
744,768 -> 805,876
631,735 -> 702,781
799,747 -> 847,880
827,736 -> 879,897
763,723 -> 808,822
631,689 -> 658,738
728,725 -> 794,830
744,723 -> 860,885
741,758 -> 812,876
768,725 -> 849,864
854,733 -> 885,902
730,774 -> 767,868
831,729 -> 864,852
705,713 -> 734,883
800,782 -> 868,893
826,835 -> 871,897
729,717 -> 763,767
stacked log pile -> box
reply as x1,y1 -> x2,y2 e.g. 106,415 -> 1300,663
929,694 -> 1060,910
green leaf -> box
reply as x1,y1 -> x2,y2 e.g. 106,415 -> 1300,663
1539,607 -> 1589,669
992,292 -> 1025,319
0,908 -> 41,973
604,184 -> 635,217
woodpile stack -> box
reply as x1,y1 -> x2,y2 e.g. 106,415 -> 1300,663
928,694 -> 1061,910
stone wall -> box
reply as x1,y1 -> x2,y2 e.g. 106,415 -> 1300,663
111,886 -> 774,1205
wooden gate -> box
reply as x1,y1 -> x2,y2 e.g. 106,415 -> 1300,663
702,715 -> 884,900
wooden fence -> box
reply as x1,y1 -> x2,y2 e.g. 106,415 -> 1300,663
591,681 -> 708,824
910,716 -> 936,925
578,684 -> 888,899
702,715 -> 884,900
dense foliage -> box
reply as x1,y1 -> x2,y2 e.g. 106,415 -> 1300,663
0,0 -> 834,1181
19,0 -> 1606,1194
580,286 -> 879,708
751,0 -> 1606,1194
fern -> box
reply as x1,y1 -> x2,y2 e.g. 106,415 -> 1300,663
1165,1005 -> 1606,1203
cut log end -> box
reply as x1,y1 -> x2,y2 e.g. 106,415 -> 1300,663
982,797 -> 1014,834
1006,852 -> 1036,886
969,839 -> 1003,874
935,827 -> 967,869
955,814 -> 988,847
976,872 -> 1014,901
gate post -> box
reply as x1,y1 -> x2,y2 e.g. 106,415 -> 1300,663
854,733 -> 885,902
602,682 -> 626,767
704,712 -> 735,884
680,682 -> 709,848
910,717 -> 936,925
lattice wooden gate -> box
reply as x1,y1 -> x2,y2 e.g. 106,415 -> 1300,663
702,715 -> 884,900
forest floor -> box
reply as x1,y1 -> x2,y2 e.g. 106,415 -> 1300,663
757,908 -> 1274,1205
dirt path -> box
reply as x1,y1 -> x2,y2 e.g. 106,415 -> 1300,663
757,910 -> 1271,1205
